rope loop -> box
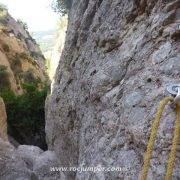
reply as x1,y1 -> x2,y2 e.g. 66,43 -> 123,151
141,97 -> 180,180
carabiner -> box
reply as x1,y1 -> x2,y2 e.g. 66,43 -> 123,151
166,84 -> 180,103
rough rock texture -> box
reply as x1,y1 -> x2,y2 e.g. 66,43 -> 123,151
16,145 -> 44,169
0,6 -> 47,94
0,97 -> 7,141
46,0 -> 180,179
33,150 -> 62,180
0,138 -> 61,180
0,138 -> 34,180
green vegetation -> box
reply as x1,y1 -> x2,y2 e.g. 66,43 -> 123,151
0,3 -> 7,11
2,43 -> 10,52
0,65 -> 10,91
0,83 -> 49,149
18,52 -> 30,60
52,0 -> 72,15
0,4 -> 8,19
0,53 -> 49,149
9,53 -> 41,84
0,3 -> 8,32
10,54 -> 23,76
22,69 -> 37,84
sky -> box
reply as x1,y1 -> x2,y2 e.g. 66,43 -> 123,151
0,0 -> 59,32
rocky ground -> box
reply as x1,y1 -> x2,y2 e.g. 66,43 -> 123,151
0,138 -> 62,180
0,98 -> 61,180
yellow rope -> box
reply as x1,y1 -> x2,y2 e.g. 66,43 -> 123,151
165,102 -> 180,180
141,97 -> 174,180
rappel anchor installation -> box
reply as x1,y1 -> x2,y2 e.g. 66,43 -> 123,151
141,84 -> 180,180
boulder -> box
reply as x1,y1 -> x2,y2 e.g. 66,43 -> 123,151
33,150 -> 61,180
16,145 -> 43,170
0,138 -> 35,180
0,139 -> 62,180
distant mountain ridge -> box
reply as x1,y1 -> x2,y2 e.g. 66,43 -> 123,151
32,29 -> 57,56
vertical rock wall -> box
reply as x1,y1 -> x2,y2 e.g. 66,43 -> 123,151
46,0 -> 180,179
0,7 -> 47,94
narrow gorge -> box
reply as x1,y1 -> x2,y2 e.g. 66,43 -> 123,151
0,0 -> 180,180
0,4 -> 49,150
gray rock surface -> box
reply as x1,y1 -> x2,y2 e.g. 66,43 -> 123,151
16,145 -> 44,169
0,138 -> 34,180
46,0 -> 180,179
0,138 -> 60,180
33,150 -> 61,180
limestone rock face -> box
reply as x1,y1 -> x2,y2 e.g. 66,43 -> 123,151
0,97 -> 7,141
0,6 -> 47,94
46,0 -> 180,179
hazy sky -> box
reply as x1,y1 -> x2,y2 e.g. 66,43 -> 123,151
0,0 -> 59,32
